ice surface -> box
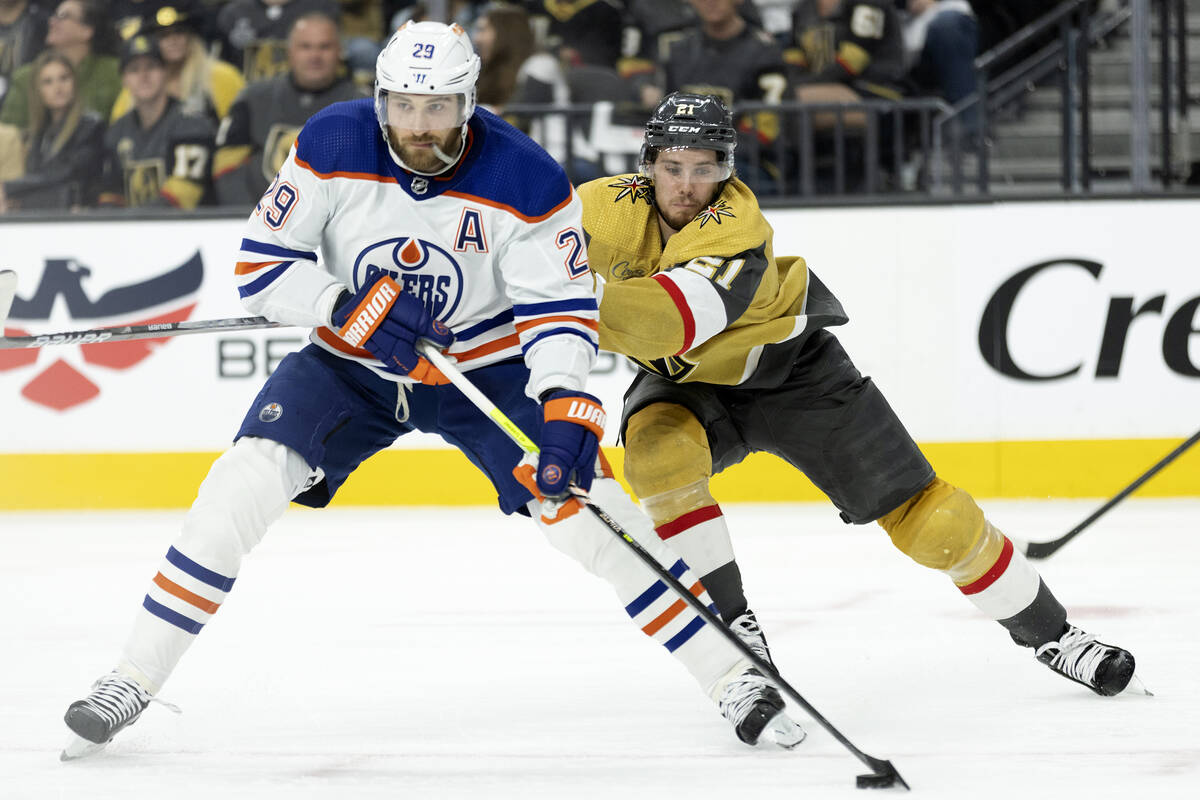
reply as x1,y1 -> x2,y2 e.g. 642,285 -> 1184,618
1,499 -> 1196,799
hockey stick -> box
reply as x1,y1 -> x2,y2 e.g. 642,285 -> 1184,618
1022,427 -> 1200,560
417,342 -> 909,791
0,312 -> 287,349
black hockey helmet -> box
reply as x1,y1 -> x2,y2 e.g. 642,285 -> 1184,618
640,92 -> 737,179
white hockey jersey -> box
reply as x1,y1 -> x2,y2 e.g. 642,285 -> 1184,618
233,100 -> 598,398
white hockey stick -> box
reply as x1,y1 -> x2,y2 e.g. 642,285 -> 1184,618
416,342 -> 909,791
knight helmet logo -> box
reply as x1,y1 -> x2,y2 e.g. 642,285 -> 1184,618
0,253 -> 204,411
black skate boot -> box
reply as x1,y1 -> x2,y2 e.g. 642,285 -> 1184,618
1035,625 -> 1136,696
62,672 -> 157,760
714,662 -> 806,749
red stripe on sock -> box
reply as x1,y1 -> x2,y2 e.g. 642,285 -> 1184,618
655,505 -> 722,540
959,537 -> 1015,595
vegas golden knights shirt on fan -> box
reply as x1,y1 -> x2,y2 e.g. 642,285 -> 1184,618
578,173 -> 847,388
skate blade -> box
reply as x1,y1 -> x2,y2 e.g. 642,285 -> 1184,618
762,713 -> 806,750
61,734 -> 108,762
1125,674 -> 1154,697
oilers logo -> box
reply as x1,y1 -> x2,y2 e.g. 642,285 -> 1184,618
351,237 -> 464,320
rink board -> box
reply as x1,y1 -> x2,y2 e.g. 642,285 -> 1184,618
1,198 -> 1197,508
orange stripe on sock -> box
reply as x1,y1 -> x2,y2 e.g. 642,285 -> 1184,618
641,581 -> 705,635
153,572 -> 220,614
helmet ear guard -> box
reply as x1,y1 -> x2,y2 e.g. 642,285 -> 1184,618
640,92 -> 737,180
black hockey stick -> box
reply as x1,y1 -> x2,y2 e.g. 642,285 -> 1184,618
0,267 -> 289,348
1023,427 -> 1200,560
418,342 -> 909,791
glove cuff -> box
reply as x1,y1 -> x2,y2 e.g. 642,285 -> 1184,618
542,393 -> 606,440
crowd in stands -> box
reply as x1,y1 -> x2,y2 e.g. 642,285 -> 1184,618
0,0 -> 1046,212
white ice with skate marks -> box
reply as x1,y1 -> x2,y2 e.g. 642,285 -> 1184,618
1,499 -> 1196,799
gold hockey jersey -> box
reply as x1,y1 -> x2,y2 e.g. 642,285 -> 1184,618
579,174 -> 847,386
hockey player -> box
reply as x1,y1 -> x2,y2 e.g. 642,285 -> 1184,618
578,92 -> 1139,700
62,24 -> 803,761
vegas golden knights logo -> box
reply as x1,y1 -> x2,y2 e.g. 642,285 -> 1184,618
125,159 -> 167,206
243,40 -> 289,82
632,353 -> 698,382
262,123 -> 303,180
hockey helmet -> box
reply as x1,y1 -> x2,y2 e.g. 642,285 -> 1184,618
375,21 -> 481,172
640,92 -> 737,181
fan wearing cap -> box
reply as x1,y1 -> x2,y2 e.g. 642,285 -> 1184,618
97,32 -> 216,208
107,3 -> 245,126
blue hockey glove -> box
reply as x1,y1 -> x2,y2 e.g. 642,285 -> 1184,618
534,390 -> 605,498
331,275 -> 453,383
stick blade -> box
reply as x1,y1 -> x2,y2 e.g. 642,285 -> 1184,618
856,759 -> 909,791
0,270 -> 16,328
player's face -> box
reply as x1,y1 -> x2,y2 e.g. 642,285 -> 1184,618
122,56 -> 167,103
288,17 -> 341,91
385,93 -> 464,172
36,60 -> 74,114
650,148 -> 724,231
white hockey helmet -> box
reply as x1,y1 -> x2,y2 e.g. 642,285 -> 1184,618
375,21 -> 482,174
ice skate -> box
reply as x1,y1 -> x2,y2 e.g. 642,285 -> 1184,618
714,661 -> 806,749
729,610 -> 774,667
61,671 -> 172,761
1035,625 -> 1138,696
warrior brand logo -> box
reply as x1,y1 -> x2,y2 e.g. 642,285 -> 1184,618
1,253 -> 203,411
339,279 -> 399,347
352,236 -> 464,321
566,399 -> 606,430
980,258 -> 1200,380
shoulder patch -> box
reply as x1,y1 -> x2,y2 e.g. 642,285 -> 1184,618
696,200 -> 737,228
608,174 -> 653,205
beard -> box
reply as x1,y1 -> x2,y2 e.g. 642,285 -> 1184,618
391,127 -> 463,173
655,198 -> 704,232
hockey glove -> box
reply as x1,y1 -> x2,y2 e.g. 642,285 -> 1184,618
330,275 -> 453,384
533,390 -> 605,498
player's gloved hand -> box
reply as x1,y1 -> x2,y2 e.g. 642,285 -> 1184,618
330,275 -> 454,384
535,390 -> 605,497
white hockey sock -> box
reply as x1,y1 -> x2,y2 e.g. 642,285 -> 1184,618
535,478 -> 742,695
119,437 -> 312,693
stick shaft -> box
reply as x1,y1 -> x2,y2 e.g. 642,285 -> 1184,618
1025,427 -> 1200,559
0,315 -> 289,349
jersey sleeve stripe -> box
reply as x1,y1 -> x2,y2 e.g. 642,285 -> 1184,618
443,189 -> 572,223
234,259 -> 284,275
448,333 -> 522,362
239,238 -> 317,261
455,308 -> 514,341
650,273 -> 696,354
514,315 -> 599,334
520,327 -> 599,355
513,297 -> 597,316
237,262 -> 293,298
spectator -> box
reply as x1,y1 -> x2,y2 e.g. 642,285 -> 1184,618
109,3 -> 246,126
111,0 -> 159,40
639,0 -> 789,192
0,120 -> 21,183
212,11 -> 362,207
0,51 -> 105,211
0,0 -> 49,110
216,0 -> 341,82
532,0 -> 623,69
901,1 -> 978,122
787,0 -> 906,130
337,0 -> 386,81
619,0 -> 762,82
97,34 -> 216,209
0,0 -> 121,129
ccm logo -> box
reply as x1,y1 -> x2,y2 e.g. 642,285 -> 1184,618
667,125 -> 702,133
